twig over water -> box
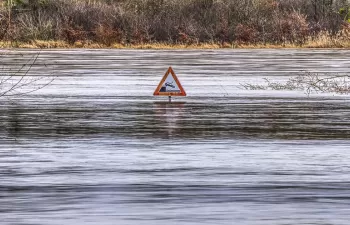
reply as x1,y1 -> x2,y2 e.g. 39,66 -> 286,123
241,72 -> 350,96
0,51 -> 55,98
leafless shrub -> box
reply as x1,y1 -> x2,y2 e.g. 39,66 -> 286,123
274,11 -> 309,45
0,7 -> 9,40
240,83 -> 266,90
235,23 -> 257,43
241,72 -> 350,95
0,0 -> 348,45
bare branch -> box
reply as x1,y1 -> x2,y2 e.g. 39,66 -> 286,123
241,71 -> 350,95
0,51 -> 55,98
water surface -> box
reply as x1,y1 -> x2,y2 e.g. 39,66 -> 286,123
1,49 -> 350,225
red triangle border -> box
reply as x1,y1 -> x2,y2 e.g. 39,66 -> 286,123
153,67 -> 187,96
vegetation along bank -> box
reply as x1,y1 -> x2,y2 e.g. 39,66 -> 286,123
1,0 -> 350,48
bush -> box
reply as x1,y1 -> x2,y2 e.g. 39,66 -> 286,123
0,0 -> 348,45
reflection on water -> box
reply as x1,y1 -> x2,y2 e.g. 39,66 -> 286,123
153,102 -> 185,137
1,49 -> 350,225
2,97 -> 350,140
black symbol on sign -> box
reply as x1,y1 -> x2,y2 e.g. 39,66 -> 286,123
165,82 -> 175,88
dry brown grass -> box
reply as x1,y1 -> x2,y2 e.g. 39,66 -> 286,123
304,31 -> 350,48
0,40 -> 227,49
1,31 -> 350,49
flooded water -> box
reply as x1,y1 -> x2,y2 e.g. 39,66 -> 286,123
1,49 -> 350,225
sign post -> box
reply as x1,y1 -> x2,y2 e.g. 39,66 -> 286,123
153,67 -> 186,102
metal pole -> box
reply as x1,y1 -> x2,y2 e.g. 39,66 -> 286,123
168,96 -> 171,103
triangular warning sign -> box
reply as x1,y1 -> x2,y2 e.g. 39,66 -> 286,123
153,67 -> 186,96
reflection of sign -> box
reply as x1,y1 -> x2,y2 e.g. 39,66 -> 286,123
153,102 -> 185,137
153,67 -> 186,96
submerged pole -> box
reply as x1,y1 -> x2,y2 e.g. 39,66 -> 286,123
168,96 -> 171,103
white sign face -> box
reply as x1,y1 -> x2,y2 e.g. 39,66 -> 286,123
159,74 -> 181,93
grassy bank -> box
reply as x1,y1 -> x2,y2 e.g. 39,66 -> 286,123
2,35 -> 350,49
1,0 -> 350,49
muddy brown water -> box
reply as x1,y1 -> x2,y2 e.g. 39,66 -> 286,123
1,49 -> 350,225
